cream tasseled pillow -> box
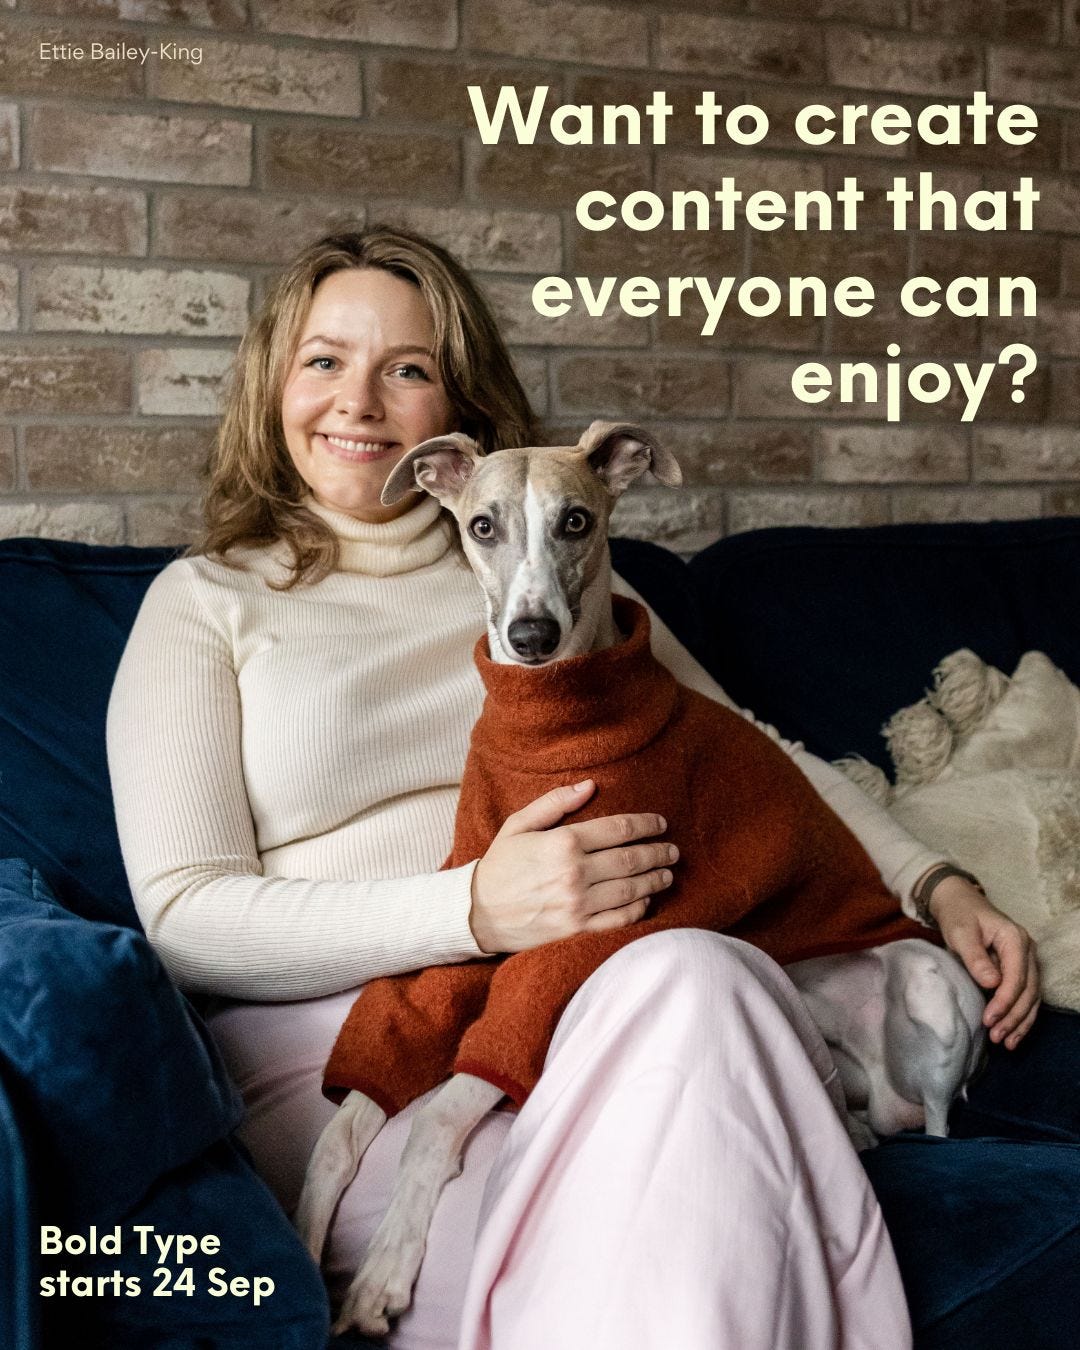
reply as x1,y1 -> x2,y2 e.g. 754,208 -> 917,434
837,650 -> 1080,1011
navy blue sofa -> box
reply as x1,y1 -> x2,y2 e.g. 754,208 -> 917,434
3,518 -> 1080,1349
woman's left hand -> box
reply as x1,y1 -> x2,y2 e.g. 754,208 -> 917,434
926,873 -> 1041,1050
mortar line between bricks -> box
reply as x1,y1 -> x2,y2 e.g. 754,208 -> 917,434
13,422 -> 24,493
8,412 -> 219,425
12,98 -> 25,175
0,332 -> 237,352
17,126 -> 255,191
15,259 -> 27,335
22,252 -> 259,276
145,188 -> 159,258
21,95 -> 471,138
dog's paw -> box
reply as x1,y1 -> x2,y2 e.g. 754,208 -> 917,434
332,1231 -> 425,1338
331,1272 -> 411,1338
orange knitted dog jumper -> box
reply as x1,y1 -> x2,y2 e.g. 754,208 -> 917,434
324,597 -> 926,1115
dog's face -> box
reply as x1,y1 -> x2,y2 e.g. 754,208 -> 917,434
449,445 -> 622,665
381,422 -> 681,665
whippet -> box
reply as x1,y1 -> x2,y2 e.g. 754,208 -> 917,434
297,421 -> 986,1337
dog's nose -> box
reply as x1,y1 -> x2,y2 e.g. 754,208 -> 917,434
507,616 -> 562,660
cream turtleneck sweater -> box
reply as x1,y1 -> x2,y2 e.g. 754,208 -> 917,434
106,496 -> 940,1001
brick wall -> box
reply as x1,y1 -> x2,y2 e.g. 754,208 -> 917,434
0,0 -> 1076,551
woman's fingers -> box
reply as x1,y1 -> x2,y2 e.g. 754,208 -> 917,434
580,839 -> 679,889
934,893 -> 1041,1050
956,935 -> 1002,990
991,949 -> 1041,1048
981,923 -> 1033,1025
498,779 -> 596,836
583,895 -> 654,934
583,866 -> 675,921
567,811 -> 668,852
1004,978 -> 1041,1049
473,793 -> 674,953
569,817 -> 678,919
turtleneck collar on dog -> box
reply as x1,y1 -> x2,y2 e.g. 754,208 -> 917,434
471,596 -> 677,772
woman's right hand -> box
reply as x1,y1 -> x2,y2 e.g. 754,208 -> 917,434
468,779 -> 678,954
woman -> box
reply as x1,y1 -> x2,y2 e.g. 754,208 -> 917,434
107,228 -> 1038,1350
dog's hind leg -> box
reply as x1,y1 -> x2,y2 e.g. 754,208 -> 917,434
295,1090 -> 387,1265
884,943 -> 987,1138
334,1073 -> 505,1339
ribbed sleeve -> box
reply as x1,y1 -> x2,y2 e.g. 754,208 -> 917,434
107,558 -> 486,1000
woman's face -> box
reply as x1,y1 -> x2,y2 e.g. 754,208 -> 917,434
281,267 -> 456,523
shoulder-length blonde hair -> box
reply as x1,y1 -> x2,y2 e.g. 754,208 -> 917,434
193,227 -> 538,587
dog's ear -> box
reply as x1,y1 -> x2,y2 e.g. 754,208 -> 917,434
576,421 -> 682,496
380,433 -> 484,506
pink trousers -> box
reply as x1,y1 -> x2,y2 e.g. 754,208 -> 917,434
207,930 -> 912,1350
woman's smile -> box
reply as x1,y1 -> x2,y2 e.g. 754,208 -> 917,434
317,432 -> 399,463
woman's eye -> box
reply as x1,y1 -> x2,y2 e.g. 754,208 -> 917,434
469,515 -> 495,542
305,356 -> 337,372
563,509 -> 592,536
392,363 -> 431,381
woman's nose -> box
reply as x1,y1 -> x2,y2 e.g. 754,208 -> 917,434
336,368 -> 383,420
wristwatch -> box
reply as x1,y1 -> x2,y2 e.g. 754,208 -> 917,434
912,863 -> 984,928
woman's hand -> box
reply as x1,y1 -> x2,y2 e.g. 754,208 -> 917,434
469,779 -> 678,954
926,872 -> 1041,1050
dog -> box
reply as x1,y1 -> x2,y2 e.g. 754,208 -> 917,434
296,422 -> 986,1337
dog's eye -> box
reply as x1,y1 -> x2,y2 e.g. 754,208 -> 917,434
469,515 -> 495,541
563,509 -> 592,536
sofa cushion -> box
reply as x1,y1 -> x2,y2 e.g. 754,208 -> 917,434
0,857 -> 241,1225
0,537 -> 177,926
864,1134 -> 1080,1348
688,516 -> 1080,769
844,647 -> 1080,1012
0,857 -> 329,1348
950,1006 -> 1080,1145
609,535 -> 706,662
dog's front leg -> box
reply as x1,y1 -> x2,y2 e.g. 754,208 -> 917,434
295,1089 -> 387,1265
334,1073 -> 505,1338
